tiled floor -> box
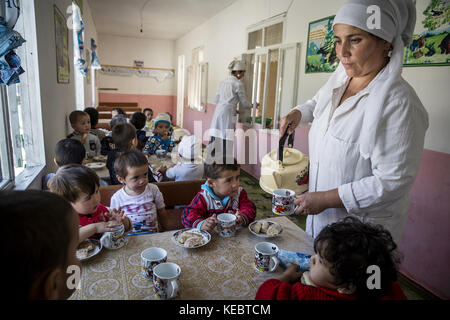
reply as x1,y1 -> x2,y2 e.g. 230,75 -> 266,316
239,169 -> 437,300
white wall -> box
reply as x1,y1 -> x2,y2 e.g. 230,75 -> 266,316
34,0 -> 98,174
175,0 -> 450,154
97,34 -> 175,96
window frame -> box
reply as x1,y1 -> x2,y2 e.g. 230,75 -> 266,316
0,0 -> 45,190
241,12 -> 300,133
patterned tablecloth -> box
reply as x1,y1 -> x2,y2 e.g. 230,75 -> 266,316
69,216 -> 314,300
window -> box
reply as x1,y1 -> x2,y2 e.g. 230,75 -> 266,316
0,0 -> 45,190
238,14 -> 300,131
186,46 -> 208,112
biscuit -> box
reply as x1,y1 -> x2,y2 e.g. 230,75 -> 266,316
252,222 -> 262,234
178,231 -> 203,244
184,236 -> 204,248
266,224 -> 281,236
261,221 -> 270,233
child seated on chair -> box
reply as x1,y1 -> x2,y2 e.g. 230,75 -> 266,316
1,190 -> 80,299
106,122 -> 156,185
142,113 -> 176,156
159,135 -> 204,182
129,111 -> 149,150
110,149 -> 167,234
255,217 -> 407,300
143,107 -> 154,131
48,164 -> 132,243
67,110 -> 101,159
181,159 -> 256,232
42,138 -> 109,190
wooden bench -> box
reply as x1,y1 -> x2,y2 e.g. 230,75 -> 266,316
99,180 -> 205,232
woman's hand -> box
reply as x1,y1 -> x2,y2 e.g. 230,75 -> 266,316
294,189 -> 344,215
201,214 -> 218,232
277,264 -> 302,283
279,109 -> 302,136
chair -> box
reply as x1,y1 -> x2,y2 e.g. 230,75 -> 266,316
98,179 -> 205,232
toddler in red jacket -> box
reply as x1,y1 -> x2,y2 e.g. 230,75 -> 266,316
256,217 -> 407,300
182,159 -> 256,232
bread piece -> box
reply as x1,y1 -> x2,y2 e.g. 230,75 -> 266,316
266,224 -> 281,236
252,222 -> 262,234
76,248 -> 88,259
261,221 -> 270,233
184,236 -> 205,248
178,231 -> 203,244
78,240 -> 94,252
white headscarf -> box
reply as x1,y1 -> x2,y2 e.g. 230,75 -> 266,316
178,135 -> 202,160
323,0 -> 417,158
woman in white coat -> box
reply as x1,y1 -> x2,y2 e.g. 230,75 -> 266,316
279,0 -> 429,244
207,60 -> 253,163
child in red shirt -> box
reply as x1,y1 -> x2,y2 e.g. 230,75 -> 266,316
49,164 -> 132,242
182,160 -> 256,232
256,217 -> 407,300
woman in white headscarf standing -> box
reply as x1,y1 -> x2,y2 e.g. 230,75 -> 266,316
208,60 -> 254,163
279,0 -> 429,244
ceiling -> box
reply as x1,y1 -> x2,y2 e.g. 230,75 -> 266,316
87,0 -> 238,40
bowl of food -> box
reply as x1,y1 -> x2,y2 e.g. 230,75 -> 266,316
172,229 -> 211,249
76,239 -> 102,261
248,220 -> 283,238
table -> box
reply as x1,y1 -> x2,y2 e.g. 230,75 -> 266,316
85,157 -> 110,181
69,216 -> 314,300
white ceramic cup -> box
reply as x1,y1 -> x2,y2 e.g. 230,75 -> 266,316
100,224 -> 125,250
254,242 -> 279,272
141,247 -> 167,280
272,189 -> 299,215
217,213 -> 237,237
153,262 -> 181,300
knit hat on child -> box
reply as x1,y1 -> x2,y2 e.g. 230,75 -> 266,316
154,113 -> 171,126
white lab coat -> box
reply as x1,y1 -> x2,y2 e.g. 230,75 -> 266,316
295,67 -> 428,244
210,76 -> 253,140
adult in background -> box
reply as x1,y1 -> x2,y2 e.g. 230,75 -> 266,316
279,0 -> 428,244
207,60 -> 255,163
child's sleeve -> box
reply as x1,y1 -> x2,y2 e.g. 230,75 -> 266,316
181,193 -> 208,229
95,135 -> 102,155
255,279 -> 309,300
109,192 -> 120,210
152,185 -> 166,210
165,166 -> 176,181
238,188 -> 256,226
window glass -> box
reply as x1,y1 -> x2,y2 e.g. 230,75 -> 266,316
248,29 -> 262,50
264,22 -> 283,47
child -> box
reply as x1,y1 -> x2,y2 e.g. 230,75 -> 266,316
1,190 -> 80,299
142,113 -> 176,155
110,149 -> 167,234
42,138 -> 109,190
48,164 -> 132,243
160,135 -> 204,182
181,160 -> 256,232
111,107 -> 125,118
255,217 -> 407,300
68,110 -> 101,159
143,107 -> 154,131
129,111 -> 149,149
84,107 -> 106,141
106,122 -> 156,185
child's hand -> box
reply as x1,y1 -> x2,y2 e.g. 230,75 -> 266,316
158,165 -> 168,175
233,210 -> 245,227
95,221 -> 121,234
201,214 -> 218,232
277,264 -> 302,283
81,133 -> 88,144
106,207 -> 125,225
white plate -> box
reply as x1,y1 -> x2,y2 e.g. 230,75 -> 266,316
172,229 -> 211,249
248,220 -> 283,238
77,239 -> 102,261
85,162 -> 106,170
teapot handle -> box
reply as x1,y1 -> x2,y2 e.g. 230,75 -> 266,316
278,132 -> 295,162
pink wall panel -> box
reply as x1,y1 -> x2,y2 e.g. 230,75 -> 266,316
99,93 -> 177,124
184,105 -> 450,299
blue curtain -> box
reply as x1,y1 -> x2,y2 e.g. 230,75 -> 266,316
0,17 -> 25,85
